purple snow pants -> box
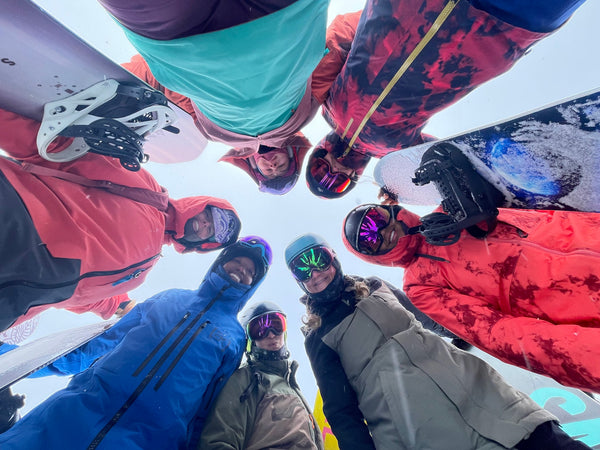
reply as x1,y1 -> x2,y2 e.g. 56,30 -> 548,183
98,0 -> 298,40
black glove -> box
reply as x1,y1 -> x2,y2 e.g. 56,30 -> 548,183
0,387 -> 25,434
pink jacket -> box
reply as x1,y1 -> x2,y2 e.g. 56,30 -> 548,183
0,108 -> 238,328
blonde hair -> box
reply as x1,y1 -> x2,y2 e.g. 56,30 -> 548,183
302,312 -> 322,330
301,276 -> 371,331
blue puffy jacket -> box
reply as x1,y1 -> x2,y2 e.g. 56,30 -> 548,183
0,263 -> 262,449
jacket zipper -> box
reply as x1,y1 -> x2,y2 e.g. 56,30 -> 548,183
204,372 -> 225,407
87,286 -> 227,449
133,312 -> 191,377
112,268 -> 149,286
483,237 -> 600,258
153,320 -> 210,391
0,253 -> 161,291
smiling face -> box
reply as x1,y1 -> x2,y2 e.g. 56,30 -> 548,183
255,150 -> 291,179
222,256 -> 256,286
355,206 -> 406,255
183,209 -> 214,242
301,264 -> 337,294
376,208 -> 406,254
322,149 -> 356,178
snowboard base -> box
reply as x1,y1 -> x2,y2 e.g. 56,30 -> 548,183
375,89 -> 600,212
0,0 -> 206,164
0,319 -> 117,390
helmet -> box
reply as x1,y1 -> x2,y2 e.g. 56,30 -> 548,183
285,234 -> 345,303
306,148 -> 357,199
213,236 -> 272,286
285,233 -> 331,267
344,204 -> 422,255
239,301 -> 285,329
343,205 -> 423,268
305,132 -> 370,199
344,204 -> 403,254
239,301 -> 289,360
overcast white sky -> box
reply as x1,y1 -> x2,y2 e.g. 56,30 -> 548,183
10,0 -> 600,415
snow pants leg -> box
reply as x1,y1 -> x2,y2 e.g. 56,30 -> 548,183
469,0 -> 587,32
98,0 -> 299,39
0,170 -> 80,332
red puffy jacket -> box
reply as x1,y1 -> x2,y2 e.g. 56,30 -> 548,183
0,108 -> 238,329
344,207 -> 600,391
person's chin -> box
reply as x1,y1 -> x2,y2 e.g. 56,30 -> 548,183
315,278 -> 333,292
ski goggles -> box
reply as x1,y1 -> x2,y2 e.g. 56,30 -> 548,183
356,206 -> 392,255
309,156 -> 354,194
239,236 -> 273,267
289,246 -> 334,282
247,312 -> 287,340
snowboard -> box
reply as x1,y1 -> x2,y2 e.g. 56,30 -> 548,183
313,390 -> 340,450
0,318 -> 39,345
0,319 -> 117,391
374,89 -> 600,212
0,0 -> 206,165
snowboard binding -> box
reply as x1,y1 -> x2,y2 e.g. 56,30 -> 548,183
60,119 -> 148,171
412,142 -> 505,245
36,79 -> 178,171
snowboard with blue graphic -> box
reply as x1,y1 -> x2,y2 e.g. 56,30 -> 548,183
374,89 -> 599,212
0,0 -> 206,165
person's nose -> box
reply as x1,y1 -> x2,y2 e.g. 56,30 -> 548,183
240,265 -> 252,284
380,223 -> 394,242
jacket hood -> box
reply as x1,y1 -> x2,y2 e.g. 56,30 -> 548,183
219,133 -> 312,195
342,206 -> 423,268
199,265 -> 262,316
197,238 -> 271,316
165,196 -> 241,254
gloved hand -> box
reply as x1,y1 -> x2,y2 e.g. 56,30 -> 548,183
0,386 -> 25,433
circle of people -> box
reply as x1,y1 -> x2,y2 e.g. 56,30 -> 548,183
0,0 -> 597,449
